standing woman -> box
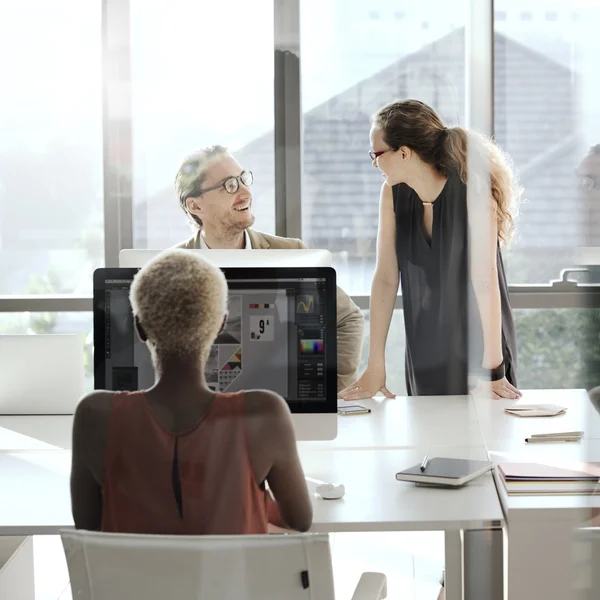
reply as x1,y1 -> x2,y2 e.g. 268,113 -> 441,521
340,99 -> 521,400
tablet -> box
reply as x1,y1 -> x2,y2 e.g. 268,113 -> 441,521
395,457 -> 493,487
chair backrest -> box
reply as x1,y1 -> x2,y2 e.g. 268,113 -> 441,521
61,529 -> 335,600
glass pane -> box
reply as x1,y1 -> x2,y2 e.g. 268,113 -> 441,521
0,0 -> 103,295
495,0 -> 600,283
130,0 -> 275,249
359,309 -> 407,395
301,1 -> 468,294
360,306 -> 600,393
0,312 -> 93,392
515,307 -> 600,390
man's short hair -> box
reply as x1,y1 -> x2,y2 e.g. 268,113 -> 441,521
130,249 -> 227,361
174,145 -> 228,228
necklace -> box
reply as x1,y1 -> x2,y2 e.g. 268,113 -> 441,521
422,201 -> 434,206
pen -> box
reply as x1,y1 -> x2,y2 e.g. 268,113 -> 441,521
525,436 -> 581,443
530,431 -> 583,438
420,455 -> 429,472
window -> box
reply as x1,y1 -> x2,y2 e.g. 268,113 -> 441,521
129,0 -> 275,249
495,1 -> 600,284
495,10 -> 507,21
359,306 -> 600,393
395,11 -> 406,20
369,11 -> 380,20
300,2 -> 467,295
545,11 -> 558,21
519,12 -> 533,21
514,308 -> 600,389
0,0 -> 103,295
359,310 -> 407,395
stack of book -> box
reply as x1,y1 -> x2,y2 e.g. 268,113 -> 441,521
497,462 -> 600,495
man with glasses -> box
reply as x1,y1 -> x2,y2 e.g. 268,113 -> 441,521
174,145 -> 364,393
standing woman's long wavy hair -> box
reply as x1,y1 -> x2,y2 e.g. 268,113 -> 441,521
371,99 -> 521,244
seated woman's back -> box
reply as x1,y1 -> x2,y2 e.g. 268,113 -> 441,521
72,387 -> 311,535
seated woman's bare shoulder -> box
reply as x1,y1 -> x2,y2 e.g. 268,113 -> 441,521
242,389 -> 295,449
72,391 -> 118,451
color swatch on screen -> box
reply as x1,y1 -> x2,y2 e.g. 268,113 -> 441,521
249,303 -> 271,309
300,339 -> 324,354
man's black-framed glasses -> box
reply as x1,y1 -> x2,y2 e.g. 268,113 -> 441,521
195,170 -> 254,196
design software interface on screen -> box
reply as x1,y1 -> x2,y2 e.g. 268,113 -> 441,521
100,275 -> 330,403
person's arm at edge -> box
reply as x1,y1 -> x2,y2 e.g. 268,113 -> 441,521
334,288 -> 365,391
367,182 -> 400,369
70,393 -> 103,531
260,391 -> 313,532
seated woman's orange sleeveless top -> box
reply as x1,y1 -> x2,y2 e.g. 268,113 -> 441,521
101,390 -> 271,535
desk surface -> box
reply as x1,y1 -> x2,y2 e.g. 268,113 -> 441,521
0,445 -> 502,536
0,395 -> 485,452
2,389 -> 600,535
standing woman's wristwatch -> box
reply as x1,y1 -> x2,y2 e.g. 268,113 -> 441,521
489,361 -> 505,381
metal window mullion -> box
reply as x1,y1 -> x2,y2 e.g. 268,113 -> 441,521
465,0 -> 494,135
0,296 -> 92,313
349,287 -> 600,311
102,0 -> 134,267
274,0 -> 302,239
3,287 -> 600,313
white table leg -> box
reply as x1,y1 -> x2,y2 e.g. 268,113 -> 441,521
463,528 -> 503,600
444,530 -> 463,600
506,518 -> 577,600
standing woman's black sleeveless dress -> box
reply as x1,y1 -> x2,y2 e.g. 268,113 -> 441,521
392,170 -> 517,396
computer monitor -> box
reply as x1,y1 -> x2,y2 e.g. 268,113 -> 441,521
93,267 -> 338,440
119,248 -> 333,268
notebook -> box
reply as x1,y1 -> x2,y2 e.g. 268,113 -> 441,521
395,457 -> 493,487
504,404 -> 566,418
498,462 -> 600,495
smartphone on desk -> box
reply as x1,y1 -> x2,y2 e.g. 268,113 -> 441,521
338,404 -> 371,416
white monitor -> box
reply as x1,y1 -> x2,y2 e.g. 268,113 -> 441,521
94,266 -> 338,441
119,248 -> 333,269
0,335 -> 85,415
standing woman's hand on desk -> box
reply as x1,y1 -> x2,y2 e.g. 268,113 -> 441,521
472,376 -> 521,400
338,365 -> 396,400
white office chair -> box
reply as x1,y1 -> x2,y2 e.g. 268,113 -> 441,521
61,529 -> 387,600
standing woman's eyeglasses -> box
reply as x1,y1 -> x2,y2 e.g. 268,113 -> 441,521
195,170 -> 254,196
369,149 -> 391,161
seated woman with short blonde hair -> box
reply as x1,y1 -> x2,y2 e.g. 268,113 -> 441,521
70,249 -> 312,534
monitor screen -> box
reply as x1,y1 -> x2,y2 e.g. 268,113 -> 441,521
93,267 -> 338,413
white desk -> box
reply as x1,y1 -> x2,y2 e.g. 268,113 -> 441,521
0,397 -> 503,600
0,446 -> 502,536
11,390 -> 600,599
473,389 -> 600,600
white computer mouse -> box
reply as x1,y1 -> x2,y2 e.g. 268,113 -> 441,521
316,482 -> 346,500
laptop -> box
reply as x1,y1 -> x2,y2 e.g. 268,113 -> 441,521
0,334 -> 85,415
